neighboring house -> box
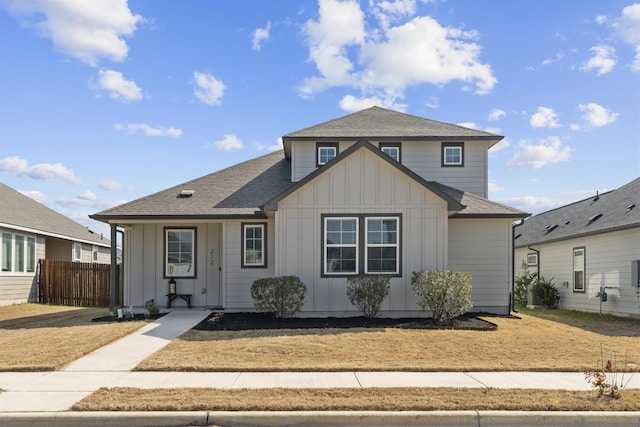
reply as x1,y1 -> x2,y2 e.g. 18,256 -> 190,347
514,177 -> 640,317
0,182 -> 111,305
91,107 -> 528,315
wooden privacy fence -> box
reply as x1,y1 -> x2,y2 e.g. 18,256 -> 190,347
38,259 -> 121,307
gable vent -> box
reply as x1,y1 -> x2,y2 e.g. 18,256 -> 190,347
627,204 -> 636,213
179,190 -> 195,198
588,213 -> 602,224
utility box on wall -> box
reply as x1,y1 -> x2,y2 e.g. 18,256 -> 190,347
632,260 -> 640,287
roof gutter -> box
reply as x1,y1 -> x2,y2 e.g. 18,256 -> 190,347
512,219 -> 525,313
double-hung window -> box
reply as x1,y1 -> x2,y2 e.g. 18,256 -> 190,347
323,215 -> 401,276
73,243 -> 82,262
316,143 -> 339,166
442,142 -> 464,166
573,247 -> 585,292
242,223 -> 266,268
165,228 -> 196,278
92,246 -> 99,262
1,232 -> 36,273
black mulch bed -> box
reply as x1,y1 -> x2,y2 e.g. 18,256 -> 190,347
91,313 -> 167,322
194,312 -> 497,331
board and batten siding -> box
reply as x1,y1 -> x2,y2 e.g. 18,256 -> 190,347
448,218 -> 513,314
276,147 -> 449,315
515,227 -> 640,317
0,233 -> 44,305
291,140 -> 488,198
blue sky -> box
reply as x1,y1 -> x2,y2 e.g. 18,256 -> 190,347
1,0 -> 639,237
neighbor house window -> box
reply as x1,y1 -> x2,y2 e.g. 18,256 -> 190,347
442,142 -> 464,166
527,253 -> 538,267
73,243 -> 82,262
323,214 -> 401,277
316,143 -> 339,166
379,143 -> 401,162
165,228 -> 196,278
92,246 -> 99,263
242,223 -> 266,268
573,247 -> 585,292
0,233 -> 36,273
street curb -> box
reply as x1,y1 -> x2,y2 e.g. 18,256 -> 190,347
1,411 -> 639,427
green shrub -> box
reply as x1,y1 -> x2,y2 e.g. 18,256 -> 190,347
514,262 -> 537,306
411,270 -> 473,324
532,276 -> 560,308
346,275 -> 390,318
251,275 -> 307,319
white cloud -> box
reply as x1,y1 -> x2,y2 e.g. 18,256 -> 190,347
595,15 -> 608,25
577,103 -> 618,127
613,3 -> 640,71
457,122 -> 477,130
581,45 -> 616,75
499,195 -> 559,214
193,71 -> 226,106
92,69 -> 142,102
488,176 -> 504,194
339,94 -> 407,112
530,107 -> 560,128
57,190 -> 119,209
100,179 -> 123,191
252,21 -> 271,51
488,108 -> 506,121
114,122 -> 182,137
254,138 -> 283,152
570,123 -> 581,131
209,134 -> 243,151
489,138 -> 511,153
2,0 -> 143,66
298,0 -> 496,103
0,156 -> 81,184
425,96 -> 439,109
507,137 -> 573,169
19,190 -> 48,204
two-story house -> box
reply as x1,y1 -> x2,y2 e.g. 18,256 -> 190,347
91,107 -> 528,315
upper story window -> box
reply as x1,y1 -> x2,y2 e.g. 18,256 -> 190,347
379,143 -> 401,162
1,232 -> 36,274
442,142 -> 464,167
73,243 -> 82,262
242,223 -> 267,268
316,142 -> 339,166
165,228 -> 196,278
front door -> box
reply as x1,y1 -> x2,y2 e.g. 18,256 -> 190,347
205,223 -> 222,307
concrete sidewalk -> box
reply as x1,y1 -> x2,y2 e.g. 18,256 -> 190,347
1,308 -> 638,425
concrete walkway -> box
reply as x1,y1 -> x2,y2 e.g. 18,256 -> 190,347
1,309 -> 639,425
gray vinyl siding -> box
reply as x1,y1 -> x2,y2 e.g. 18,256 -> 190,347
0,233 -> 44,305
448,218 -> 513,314
291,140 -> 488,197
515,227 -> 640,317
277,147 -> 449,315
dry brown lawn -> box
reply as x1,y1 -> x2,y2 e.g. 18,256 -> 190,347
136,312 -> 640,372
73,387 -> 640,412
0,303 -> 147,371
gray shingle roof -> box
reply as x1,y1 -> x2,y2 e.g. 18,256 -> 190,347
0,182 -> 110,246
434,183 -> 531,218
284,106 -> 501,139
91,150 -> 293,221
514,177 -> 640,247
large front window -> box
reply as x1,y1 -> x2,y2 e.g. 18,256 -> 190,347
323,215 -> 400,276
165,228 -> 196,278
1,232 -> 36,274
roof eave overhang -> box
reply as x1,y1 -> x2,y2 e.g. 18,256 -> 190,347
514,223 -> 640,249
89,212 -> 268,224
0,221 -> 111,247
450,213 -> 531,219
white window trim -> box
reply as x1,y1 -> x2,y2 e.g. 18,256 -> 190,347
324,217 -> 359,276
381,146 -> 400,161
73,242 -> 82,262
317,146 -> 337,165
242,223 -> 266,268
365,217 -> 400,275
1,232 -> 36,274
92,245 -> 99,263
444,146 -> 462,165
573,247 -> 585,292
527,253 -> 538,267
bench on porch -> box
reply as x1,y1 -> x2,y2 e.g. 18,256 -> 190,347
166,293 -> 192,308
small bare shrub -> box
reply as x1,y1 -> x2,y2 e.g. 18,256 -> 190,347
346,275 -> 390,318
251,276 -> 307,319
